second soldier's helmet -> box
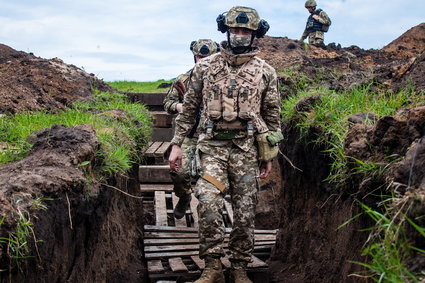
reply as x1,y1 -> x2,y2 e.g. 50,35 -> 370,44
190,39 -> 220,57
216,6 -> 270,38
305,0 -> 317,7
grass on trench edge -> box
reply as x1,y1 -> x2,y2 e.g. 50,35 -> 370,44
0,91 -> 152,272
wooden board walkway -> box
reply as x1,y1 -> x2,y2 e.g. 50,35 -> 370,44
141,190 -> 276,282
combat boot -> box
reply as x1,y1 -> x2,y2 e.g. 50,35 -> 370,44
194,256 -> 225,283
230,261 -> 252,283
173,194 -> 191,219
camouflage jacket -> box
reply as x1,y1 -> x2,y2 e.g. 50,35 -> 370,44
163,71 -> 191,114
171,45 -> 281,153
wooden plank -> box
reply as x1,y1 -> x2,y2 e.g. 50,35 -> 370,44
191,256 -> 204,270
144,225 -> 277,234
139,165 -> 172,183
155,141 -> 171,157
248,255 -> 268,268
144,242 -> 274,253
168,257 -> 189,272
144,232 -> 199,239
144,238 -> 275,245
144,141 -> 163,156
145,250 -> 199,259
223,200 -> 234,226
145,249 -> 273,261
145,244 -> 199,252
147,260 -> 165,273
144,238 -> 200,245
151,111 -> 174,128
155,191 -> 168,226
140,184 -> 173,192
127,92 -> 167,106
172,193 -> 188,227
190,196 -> 199,228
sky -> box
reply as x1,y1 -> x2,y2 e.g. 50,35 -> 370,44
0,0 -> 423,82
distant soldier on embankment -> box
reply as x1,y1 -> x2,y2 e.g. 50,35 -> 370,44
300,0 -> 331,47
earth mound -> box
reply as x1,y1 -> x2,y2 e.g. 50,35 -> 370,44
0,44 -> 112,114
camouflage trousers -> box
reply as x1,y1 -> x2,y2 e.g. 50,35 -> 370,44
169,137 -> 196,198
308,30 -> 325,45
195,141 -> 259,262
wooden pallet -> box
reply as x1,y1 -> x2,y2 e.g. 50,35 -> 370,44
144,225 -> 274,282
143,191 -> 276,282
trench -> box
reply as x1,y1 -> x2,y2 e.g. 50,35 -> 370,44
1,92 -> 370,283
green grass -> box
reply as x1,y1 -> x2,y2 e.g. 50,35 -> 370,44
343,201 -> 424,282
0,91 -> 152,271
281,84 -> 421,185
107,79 -> 173,93
0,91 -> 152,176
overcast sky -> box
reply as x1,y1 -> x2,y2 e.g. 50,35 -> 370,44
0,0 -> 423,82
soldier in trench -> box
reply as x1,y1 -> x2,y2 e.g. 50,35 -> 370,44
168,6 -> 283,283
163,39 -> 220,219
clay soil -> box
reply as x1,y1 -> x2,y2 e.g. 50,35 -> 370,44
0,23 -> 424,283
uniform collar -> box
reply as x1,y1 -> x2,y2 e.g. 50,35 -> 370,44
220,41 -> 260,66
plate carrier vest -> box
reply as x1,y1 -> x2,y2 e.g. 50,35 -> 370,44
203,54 -> 269,137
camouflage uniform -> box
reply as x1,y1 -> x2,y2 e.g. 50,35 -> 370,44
171,44 -> 281,262
300,9 -> 331,45
164,40 -> 220,201
164,72 -> 194,199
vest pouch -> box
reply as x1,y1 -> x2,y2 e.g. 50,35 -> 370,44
256,132 -> 279,162
222,86 -> 237,122
207,87 -> 222,120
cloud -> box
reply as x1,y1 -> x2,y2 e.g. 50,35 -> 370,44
0,0 -> 423,81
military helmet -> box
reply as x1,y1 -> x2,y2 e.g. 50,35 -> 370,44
216,6 -> 270,38
305,0 -> 317,7
190,39 -> 220,57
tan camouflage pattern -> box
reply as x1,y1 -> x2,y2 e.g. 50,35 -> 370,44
192,39 -> 219,57
163,72 -> 190,114
203,48 -> 265,131
300,10 -> 331,45
169,136 -> 196,198
171,44 -> 281,263
195,143 -> 259,261
225,6 -> 260,31
171,45 -> 281,153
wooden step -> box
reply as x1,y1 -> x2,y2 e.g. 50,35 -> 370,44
126,92 -> 167,106
151,111 -> 175,128
140,184 -> 174,192
139,165 -> 172,183
142,141 -> 171,164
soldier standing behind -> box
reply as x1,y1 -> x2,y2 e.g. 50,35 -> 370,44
300,0 -> 331,47
163,39 -> 219,219
168,6 -> 282,283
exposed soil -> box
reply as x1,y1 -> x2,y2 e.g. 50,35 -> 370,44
0,44 -> 112,114
0,22 -> 424,283
0,125 -> 145,282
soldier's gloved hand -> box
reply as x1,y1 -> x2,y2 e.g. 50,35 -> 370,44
168,145 -> 183,172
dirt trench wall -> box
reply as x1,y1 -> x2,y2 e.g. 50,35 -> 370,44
0,125 -> 146,282
268,125 -> 370,283
1,168 -> 145,283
